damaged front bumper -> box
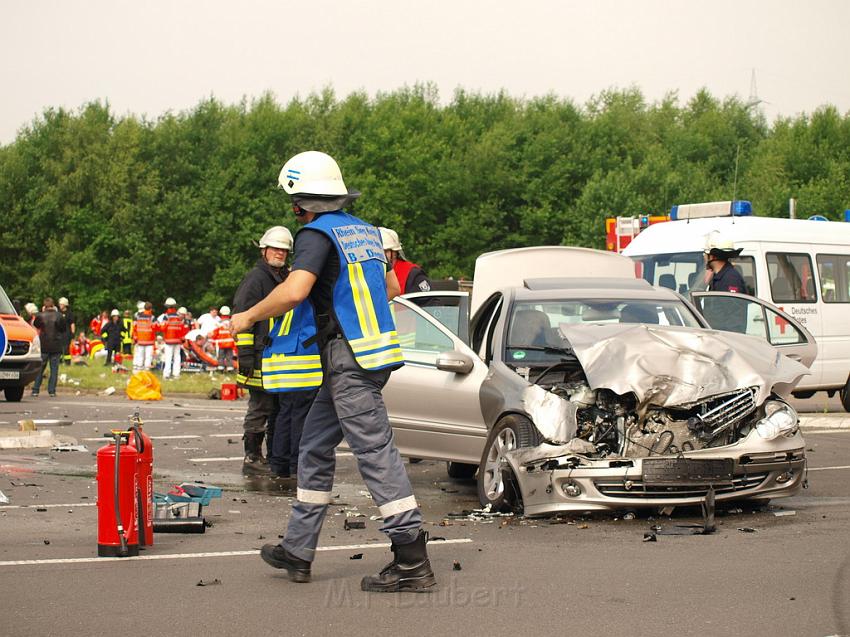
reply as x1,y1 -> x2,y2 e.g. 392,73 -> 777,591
506,430 -> 806,516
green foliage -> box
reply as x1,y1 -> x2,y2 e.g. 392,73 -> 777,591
1,87 -> 849,319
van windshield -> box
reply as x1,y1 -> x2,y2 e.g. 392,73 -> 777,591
632,252 -> 757,296
0,285 -> 18,315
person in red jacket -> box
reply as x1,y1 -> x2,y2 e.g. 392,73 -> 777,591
157,297 -> 187,379
379,227 -> 432,294
132,302 -> 156,371
211,305 -> 236,371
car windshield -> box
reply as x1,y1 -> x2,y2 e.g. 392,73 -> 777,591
505,298 -> 702,364
0,285 -> 17,315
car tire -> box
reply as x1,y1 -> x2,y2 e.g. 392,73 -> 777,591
477,414 -> 542,512
840,379 -> 850,413
4,387 -> 24,402
446,462 -> 477,480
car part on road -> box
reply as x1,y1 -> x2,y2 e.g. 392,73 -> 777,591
344,519 -> 366,530
153,517 -> 206,533
196,578 -> 221,586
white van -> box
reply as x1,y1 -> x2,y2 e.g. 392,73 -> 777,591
623,203 -> 850,410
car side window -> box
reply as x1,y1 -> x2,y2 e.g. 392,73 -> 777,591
695,295 -> 766,338
816,254 -> 850,303
471,293 -> 502,354
392,302 -> 454,366
767,252 -> 817,303
765,307 -> 806,345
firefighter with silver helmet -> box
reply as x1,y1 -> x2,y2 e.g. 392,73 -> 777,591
704,233 -> 746,293
230,150 -> 435,593
232,225 -> 294,475
379,227 -> 432,294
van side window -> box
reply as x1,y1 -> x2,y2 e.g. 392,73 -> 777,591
816,254 -> 850,303
767,253 -> 817,303
731,257 -> 757,296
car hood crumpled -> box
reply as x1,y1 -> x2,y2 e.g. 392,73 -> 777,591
557,323 -> 810,410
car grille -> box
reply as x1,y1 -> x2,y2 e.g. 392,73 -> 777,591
691,388 -> 757,436
594,472 -> 768,499
6,340 -> 30,356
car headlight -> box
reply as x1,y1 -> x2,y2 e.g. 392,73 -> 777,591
30,335 -> 41,355
755,401 -> 798,440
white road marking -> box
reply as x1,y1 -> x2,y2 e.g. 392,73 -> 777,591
54,400 -> 246,414
83,435 -> 204,442
0,538 -> 473,567
75,418 -> 221,425
188,451 -> 353,463
801,429 -> 850,435
208,433 -> 244,438
0,502 -> 96,510
808,465 -> 850,472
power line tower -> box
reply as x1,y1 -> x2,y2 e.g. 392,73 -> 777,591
746,69 -> 765,110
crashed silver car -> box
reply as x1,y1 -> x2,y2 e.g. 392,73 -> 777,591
384,247 -> 816,515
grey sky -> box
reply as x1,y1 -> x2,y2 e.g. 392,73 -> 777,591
2,0 -> 849,143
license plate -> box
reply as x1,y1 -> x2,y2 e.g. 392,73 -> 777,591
0,370 -> 21,380
642,458 -> 734,485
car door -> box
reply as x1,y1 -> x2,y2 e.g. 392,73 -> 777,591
691,291 -> 818,367
384,296 -> 488,464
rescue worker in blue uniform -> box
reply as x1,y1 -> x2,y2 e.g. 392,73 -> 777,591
230,151 -> 435,593
703,234 -> 748,333
705,235 -> 746,293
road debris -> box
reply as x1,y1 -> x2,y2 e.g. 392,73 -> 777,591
350,553 -> 363,560
773,510 -> 796,517
643,532 -> 657,542
0,490 -> 8,504
101,387 -> 116,396
446,504 -> 514,521
452,560 -> 462,571
737,527 -> 758,533
196,578 -> 222,586
344,519 -> 366,530
51,444 -> 89,452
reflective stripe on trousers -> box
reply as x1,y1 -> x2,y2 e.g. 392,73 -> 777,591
282,338 -> 420,562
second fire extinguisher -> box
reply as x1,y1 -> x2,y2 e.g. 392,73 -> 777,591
128,409 -> 153,546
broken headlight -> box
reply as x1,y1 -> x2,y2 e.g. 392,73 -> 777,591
755,401 -> 798,440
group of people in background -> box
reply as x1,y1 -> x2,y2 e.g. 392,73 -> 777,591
22,297 -> 239,383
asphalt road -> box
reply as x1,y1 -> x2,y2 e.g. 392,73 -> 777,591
1,393 -> 848,637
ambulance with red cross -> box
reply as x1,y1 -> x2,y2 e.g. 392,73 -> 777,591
622,201 -> 850,411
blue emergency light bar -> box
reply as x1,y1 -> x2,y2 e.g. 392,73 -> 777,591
845,209 -> 850,222
670,200 -> 753,221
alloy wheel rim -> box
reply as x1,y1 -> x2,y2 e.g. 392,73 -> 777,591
483,427 -> 516,500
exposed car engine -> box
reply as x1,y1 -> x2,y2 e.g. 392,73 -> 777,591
527,364 -> 760,459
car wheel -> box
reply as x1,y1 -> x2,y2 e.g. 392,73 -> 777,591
477,414 -> 541,512
4,387 -> 24,402
446,462 -> 476,480
841,379 -> 850,413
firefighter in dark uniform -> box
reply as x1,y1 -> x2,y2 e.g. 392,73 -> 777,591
703,235 -> 747,332
379,227 -> 432,293
232,226 -> 292,475
230,150 -> 435,593
705,236 -> 746,293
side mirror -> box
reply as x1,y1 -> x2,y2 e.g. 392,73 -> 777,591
436,350 -> 474,374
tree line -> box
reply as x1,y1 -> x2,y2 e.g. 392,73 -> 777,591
2,85 -> 849,318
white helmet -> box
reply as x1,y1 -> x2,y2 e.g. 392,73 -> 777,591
137,301 -> 145,311
704,232 -> 743,258
110,309 -> 120,317
220,305 -> 231,316
257,226 -> 293,250
25,302 -> 38,314
58,297 -> 69,306
279,151 -> 348,196
379,227 -> 402,252
177,306 -> 187,315
165,297 -> 177,307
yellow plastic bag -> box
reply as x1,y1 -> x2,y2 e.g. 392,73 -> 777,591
126,371 -> 162,401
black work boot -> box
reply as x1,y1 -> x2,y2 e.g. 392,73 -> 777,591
360,530 -> 436,593
242,432 -> 269,476
260,543 -> 311,583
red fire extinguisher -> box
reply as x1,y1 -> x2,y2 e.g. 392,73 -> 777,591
97,431 -> 139,557
128,410 -> 154,546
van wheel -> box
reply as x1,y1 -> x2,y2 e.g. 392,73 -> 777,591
477,415 -> 542,512
840,380 -> 850,413
4,387 -> 24,402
